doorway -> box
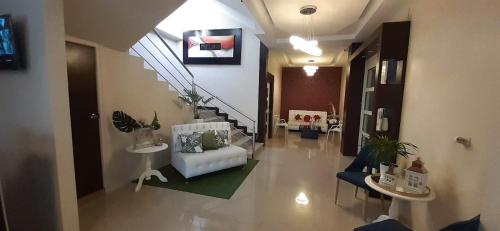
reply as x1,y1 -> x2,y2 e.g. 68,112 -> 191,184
65,41 -> 103,199
358,54 -> 378,152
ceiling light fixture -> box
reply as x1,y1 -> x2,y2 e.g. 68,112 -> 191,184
289,5 -> 322,57
303,60 -> 318,77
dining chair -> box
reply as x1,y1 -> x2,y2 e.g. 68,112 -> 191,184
335,146 -> 385,220
275,119 -> 288,139
326,122 -> 342,141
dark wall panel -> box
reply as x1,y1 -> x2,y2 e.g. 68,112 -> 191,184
280,67 -> 342,120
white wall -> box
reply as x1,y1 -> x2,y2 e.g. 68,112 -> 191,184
154,0 -> 262,130
0,0 -> 79,230
384,0 -> 500,230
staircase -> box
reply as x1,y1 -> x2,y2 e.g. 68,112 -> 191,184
129,29 -> 260,157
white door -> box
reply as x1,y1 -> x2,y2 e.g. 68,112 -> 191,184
358,55 -> 378,151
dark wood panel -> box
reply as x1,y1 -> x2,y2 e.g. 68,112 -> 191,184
341,55 -> 365,156
257,42 -> 269,143
341,22 -> 411,156
267,73 -> 274,139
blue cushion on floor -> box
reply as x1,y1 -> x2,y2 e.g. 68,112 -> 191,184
354,219 -> 412,231
336,171 -> 371,190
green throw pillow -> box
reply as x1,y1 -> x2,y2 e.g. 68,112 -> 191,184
202,130 -> 219,150
178,132 -> 203,153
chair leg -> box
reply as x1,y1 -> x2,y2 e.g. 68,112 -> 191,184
334,179 -> 340,205
362,190 -> 368,220
326,131 -> 330,140
354,186 -> 358,199
379,194 -> 385,210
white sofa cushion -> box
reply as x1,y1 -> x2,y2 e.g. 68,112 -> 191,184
171,122 -> 246,178
172,145 -> 247,178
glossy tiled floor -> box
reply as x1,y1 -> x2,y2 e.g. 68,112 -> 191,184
78,132 -> 387,231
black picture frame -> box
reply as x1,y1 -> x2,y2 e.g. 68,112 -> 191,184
0,14 -> 21,70
183,28 -> 242,65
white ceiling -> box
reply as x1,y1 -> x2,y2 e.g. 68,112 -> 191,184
263,0 -> 369,37
64,0 -> 186,51
244,0 -> 412,67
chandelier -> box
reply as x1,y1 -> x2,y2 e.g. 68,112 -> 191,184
289,5 -> 322,56
303,60 -> 318,77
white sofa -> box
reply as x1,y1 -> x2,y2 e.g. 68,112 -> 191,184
171,122 -> 247,178
287,110 -> 328,132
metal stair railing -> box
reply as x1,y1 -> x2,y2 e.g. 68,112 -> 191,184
130,29 -> 257,157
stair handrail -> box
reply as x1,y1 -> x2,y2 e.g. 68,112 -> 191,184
153,29 -> 195,79
134,29 -> 257,157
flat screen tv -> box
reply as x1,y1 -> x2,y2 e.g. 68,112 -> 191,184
0,14 -> 20,70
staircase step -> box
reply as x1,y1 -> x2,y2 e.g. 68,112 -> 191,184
233,136 -> 252,146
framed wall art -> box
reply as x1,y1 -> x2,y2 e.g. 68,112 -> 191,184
183,28 -> 242,65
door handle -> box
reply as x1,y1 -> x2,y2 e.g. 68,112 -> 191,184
89,113 -> 100,120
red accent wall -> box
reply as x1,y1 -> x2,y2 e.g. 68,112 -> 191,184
280,67 -> 342,121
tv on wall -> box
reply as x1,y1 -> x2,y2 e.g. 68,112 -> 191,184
0,14 -> 20,70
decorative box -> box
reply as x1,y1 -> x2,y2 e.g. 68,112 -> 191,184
404,157 -> 428,193
379,168 -> 397,189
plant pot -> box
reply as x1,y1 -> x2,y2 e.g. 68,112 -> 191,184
192,118 -> 204,123
379,162 -> 390,174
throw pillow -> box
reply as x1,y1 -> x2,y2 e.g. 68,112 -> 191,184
202,130 -> 219,150
313,115 -> 321,121
178,132 -> 203,153
304,115 -> 311,122
214,130 -> 229,147
295,114 -> 302,120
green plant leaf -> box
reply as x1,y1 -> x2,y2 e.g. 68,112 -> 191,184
112,111 -> 140,133
365,135 -> 418,166
150,111 -> 161,130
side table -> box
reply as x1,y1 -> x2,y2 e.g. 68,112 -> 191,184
126,143 -> 169,192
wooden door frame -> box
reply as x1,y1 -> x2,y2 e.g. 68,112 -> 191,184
65,36 -> 106,191
267,73 -> 274,139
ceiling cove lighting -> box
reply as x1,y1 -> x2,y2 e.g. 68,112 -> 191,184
289,5 -> 322,57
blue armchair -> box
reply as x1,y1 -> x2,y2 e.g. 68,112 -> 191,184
335,146 -> 385,219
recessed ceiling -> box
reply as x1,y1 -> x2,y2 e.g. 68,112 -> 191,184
263,0 -> 370,37
244,0 -> 411,67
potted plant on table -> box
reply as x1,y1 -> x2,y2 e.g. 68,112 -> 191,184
178,89 -> 214,123
112,111 -> 161,149
366,135 -> 418,174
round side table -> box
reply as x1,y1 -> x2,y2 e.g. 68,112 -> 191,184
365,175 -> 435,221
126,143 -> 168,192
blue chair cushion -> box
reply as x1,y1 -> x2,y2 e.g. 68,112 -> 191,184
354,219 -> 412,231
439,215 -> 480,231
336,171 -> 371,190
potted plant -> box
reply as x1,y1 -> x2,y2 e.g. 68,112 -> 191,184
178,89 -> 214,123
365,135 -> 418,174
112,111 -> 161,149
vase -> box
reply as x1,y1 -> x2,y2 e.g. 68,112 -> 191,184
379,162 -> 390,174
132,127 -> 155,149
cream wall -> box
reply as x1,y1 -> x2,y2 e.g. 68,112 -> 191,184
267,50 -> 283,118
388,0 -> 500,230
0,0 -> 79,230
98,44 -> 193,191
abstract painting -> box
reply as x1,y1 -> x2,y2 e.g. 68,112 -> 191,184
183,28 -> 242,65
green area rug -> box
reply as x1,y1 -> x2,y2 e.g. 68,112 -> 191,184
134,159 -> 258,199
